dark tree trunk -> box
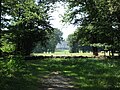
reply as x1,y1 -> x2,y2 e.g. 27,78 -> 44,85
118,51 -> 120,57
117,13 -> 120,57
111,49 -> 114,57
92,46 -> 98,56
109,50 -> 111,56
91,34 -> 98,56
104,50 -> 106,56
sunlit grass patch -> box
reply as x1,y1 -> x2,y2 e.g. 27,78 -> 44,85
31,52 -> 94,57
32,59 -> 120,90
1,58 -> 120,90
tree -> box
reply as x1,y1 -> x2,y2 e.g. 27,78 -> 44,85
46,28 -> 63,53
62,0 -> 120,56
1,0 -> 54,56
67,33 -> 79,53
33,28 -> 63,53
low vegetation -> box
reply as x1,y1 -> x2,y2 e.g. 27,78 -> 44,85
1,0 -> 120,90
1,57 -> 120,90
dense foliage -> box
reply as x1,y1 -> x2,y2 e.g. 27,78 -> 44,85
33,28 -> 63,53
67,33 -> 93,53
1,0 -> 54,56
67,33 -> 79,53
0,1 -> 61,89
63,0 -> 120,56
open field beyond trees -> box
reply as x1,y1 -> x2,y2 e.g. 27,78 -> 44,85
31,50 -> 119,57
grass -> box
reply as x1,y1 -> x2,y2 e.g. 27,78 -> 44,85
1,58 -> 120,90
27,58 -> 120,89
0,58 -> 39,90
31,50 -> 119,57
31,51 -> 94,57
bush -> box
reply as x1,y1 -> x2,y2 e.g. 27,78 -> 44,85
0,55 -> 27,89
0,55 -> 26,76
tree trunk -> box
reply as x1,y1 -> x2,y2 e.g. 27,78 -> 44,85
104,50 -> 106,57
91,33 -> 98,56
92,46 -> 98,56
117,13 -> 120,57
118,51 -> 120,57
111,49 -> 114,57
109,50 -> 111,56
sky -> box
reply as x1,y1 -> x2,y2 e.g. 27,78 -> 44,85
49,2 -> 77,40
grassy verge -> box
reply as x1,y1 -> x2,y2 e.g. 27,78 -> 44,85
1,58 -> 120,90
27,58 -> 120,89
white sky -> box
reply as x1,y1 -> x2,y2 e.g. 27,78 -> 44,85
49,2 -> 77,40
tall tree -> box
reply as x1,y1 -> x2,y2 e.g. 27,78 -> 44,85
62,0 -> 120,56
67,33 -> 79,53
33,28 -> 63,53
1,0 -> 54,56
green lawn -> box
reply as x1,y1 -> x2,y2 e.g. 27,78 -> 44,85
31,51 -> 94,57
31,50 -> 119,57
1,58 -> 120,90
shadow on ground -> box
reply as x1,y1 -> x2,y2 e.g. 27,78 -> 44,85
27,58 -> 120,90
1,58 -> 120,90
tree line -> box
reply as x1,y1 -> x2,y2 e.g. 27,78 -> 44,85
64,0 -> 120,56
0,0 -> 63,56
1,0 -> 120,57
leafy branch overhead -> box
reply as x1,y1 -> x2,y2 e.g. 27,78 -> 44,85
1,0 -> 56,55
64,0 -> 120,56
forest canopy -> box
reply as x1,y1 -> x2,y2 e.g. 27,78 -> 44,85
0,0 -> 120,56
0,0 -> 63,56
63,0 -> 120,56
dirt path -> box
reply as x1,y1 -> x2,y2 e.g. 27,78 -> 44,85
38,71 -> 78,90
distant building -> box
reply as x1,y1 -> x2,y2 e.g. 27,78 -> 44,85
56,41 -> 69,50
